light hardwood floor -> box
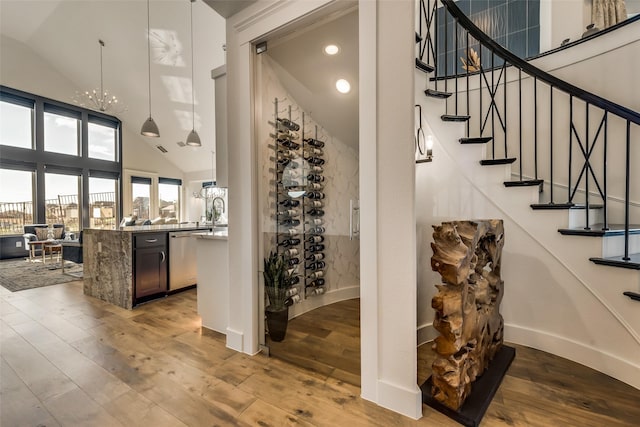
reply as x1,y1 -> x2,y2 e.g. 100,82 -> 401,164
2,281 -> 639,426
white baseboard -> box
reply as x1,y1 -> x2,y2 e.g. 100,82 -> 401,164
375,379 -> 423,420
289,286 -> 360,319
417,322 -> 437,345
505,323 -> 640,390
226,327 -> 244,352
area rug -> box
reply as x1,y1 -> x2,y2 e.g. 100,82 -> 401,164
0,258 -> 83,292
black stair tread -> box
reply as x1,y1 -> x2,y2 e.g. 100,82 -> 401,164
479,158 -> 517,166
590,254 -> 640,271
558,223 -> 640,237
623,291 -> 640,300
416,158 -> 433,164
504,180 -> 544,187
416,58 -> 435,74
531,203 -> 576,210
424,89 -> 452,99
460,137 -> 493,144
441,114 -> 471,122
416,32 -> 422,43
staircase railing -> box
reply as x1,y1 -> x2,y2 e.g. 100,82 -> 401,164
417,0 -> 639,267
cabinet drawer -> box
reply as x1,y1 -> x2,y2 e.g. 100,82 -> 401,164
134,233 -> 166,248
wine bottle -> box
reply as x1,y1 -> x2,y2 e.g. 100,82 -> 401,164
310,166 -> 324,173
283,248 -> 299,257
278,238 -> 301,247
277,117 -> 301,131
285,294 -> 301,306
304,147 -> 324,156
307,209 -> 324,217
311,226 -> 326,234
280,218 -> 301,226
306,261 -> 326,270
304,138 -> 325,148
285,286 -> 299,297
309,200 -> 324,208
312,287 -> 325,295
308,218 -> 324,225
279,199 -> 300,208
306,191 -> 325,200
307,278 -> 325,287
308,157 -> 325,166
306,174 -> 325,183
287,276 -> 300,285
308,270 -> 324,279
277,138 -> 300,150
306,235 -> 324,244
305,252 -> 325,261
307,183 -> 324,190
307,244 -> 325,252
278,149 -> 297,158
286,267 -> 297,276
288,257 -> 300,266
284,228 -> 300,235
277,209 -> 300,217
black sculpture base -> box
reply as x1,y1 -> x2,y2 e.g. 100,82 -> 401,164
421,345 -> 516,427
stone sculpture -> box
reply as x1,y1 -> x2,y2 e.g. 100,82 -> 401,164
430,220 -> 505,410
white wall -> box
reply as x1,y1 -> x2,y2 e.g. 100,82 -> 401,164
540,0 -> 592,51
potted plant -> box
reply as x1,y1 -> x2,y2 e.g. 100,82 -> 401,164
263,251 -> 292,342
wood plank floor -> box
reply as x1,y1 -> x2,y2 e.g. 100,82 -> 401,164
2,282 -> 639,426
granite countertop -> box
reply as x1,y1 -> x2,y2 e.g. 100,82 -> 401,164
85,224 -> 216,233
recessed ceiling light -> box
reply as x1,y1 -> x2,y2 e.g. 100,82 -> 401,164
336,79 -> 351,94
324,44 -> 340,55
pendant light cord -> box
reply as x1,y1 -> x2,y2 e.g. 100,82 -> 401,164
99,40 -> 104,98
190,0 -> 195,130
146,0 -> 152,116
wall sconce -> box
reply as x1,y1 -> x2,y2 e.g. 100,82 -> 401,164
426,134 -> 434,161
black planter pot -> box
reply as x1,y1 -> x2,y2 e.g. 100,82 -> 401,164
265,307 -> 289,342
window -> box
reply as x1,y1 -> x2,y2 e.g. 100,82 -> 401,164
0,168 -> 34,235
88,119 -> 117,161
44,106 -> 80,156
0,86 -> 122,236
45,172 -> 81,232
89,176 -> 118,229
158,178 -> 181,221
0,97 -> 33,149
131,177 -> 152,221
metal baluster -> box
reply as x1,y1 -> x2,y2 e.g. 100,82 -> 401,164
550,86 -> 554,203
584,103 -> 590,230
504,62 -> 508,158
491,51 -> 495,159
454,17 -> 459,115
569,95 -> 573,203
602,111 -> 608,231
434,0 -> 438,92
623,121 -> 631,260
479,42 -> 483,137
518,68 -> 522,180
534,77 -> 538,180
466,31 -> 470,137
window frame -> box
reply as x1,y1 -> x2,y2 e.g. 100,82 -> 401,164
0,85 -> 123,233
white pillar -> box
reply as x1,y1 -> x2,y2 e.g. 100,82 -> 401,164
359,0 -> 421,419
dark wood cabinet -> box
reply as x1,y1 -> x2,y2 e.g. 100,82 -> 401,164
133,233 -> 167,302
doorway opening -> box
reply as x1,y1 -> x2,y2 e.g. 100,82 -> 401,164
254,4 -> 361,385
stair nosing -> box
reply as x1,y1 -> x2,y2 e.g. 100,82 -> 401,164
459,137 -> 493,144
590,256 -> 640,270
479,158 -> 517,166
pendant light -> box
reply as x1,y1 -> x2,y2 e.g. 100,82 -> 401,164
186,0 -> 201,147
141,0 -> 160,137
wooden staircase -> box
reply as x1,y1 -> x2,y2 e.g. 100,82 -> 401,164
415,0 -> 640,300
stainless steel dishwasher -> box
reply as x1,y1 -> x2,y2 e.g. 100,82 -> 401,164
168,231 -> 197,292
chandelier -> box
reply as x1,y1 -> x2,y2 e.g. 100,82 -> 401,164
74,40 -> 126,114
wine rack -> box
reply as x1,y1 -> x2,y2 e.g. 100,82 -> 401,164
269,98 -> 327,304
302,121 -> 327,298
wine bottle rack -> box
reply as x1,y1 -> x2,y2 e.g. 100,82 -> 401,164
302,120 -> 327,298
270,97 -> 327,303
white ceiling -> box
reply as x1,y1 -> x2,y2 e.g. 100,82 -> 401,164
0,0 -> 226,175
266,7 -> 359,149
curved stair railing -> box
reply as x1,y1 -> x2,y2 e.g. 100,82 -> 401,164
416,0 -> 640,296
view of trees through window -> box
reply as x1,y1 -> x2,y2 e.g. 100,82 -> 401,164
159,182 -> 180,221
132,182 -> 151,220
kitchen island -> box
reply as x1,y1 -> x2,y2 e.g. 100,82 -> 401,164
83,224 -> 212,309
